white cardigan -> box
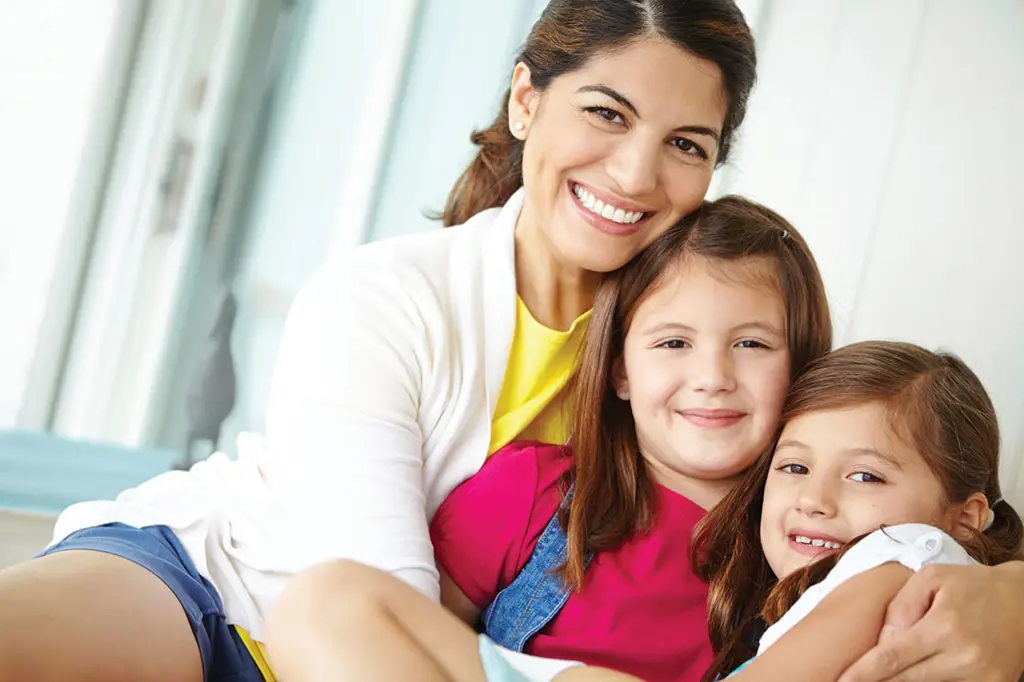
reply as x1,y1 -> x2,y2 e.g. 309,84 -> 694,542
52,189 -> 525,638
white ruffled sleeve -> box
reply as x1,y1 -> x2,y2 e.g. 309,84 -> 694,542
758,523 -> 977,654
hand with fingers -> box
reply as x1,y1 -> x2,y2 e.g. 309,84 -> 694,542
838,562 -> 1024,682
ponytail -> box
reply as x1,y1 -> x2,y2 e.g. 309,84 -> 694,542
974,497 -> 1024,564
440,89 -> 524,227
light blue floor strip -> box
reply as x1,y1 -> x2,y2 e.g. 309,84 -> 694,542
0,430 -> 176,516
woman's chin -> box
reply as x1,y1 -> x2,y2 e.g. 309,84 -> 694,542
561,234 -> 642,273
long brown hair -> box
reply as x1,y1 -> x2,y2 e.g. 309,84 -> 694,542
694,340 -> 1024,681
441,0 -> 757,227
557,195 -> 833,589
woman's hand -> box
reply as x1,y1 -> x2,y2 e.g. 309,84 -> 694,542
838,561 -> 1024,682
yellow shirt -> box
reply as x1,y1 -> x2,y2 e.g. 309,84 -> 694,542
242,297 -> 591,679
488,296 -> 592,454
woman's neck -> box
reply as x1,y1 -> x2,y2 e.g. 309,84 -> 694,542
514,205 -> 601,331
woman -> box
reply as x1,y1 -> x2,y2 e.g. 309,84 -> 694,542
0,2 -> 1020,681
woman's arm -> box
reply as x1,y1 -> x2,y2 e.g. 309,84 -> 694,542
730,563 -> 913,682
266,257 -> 440,599
838,561 -> 1024,682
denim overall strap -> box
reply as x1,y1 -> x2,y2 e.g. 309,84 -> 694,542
481,485 -> 594,652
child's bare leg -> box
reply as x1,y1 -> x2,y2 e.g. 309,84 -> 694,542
265,559 -> 488,681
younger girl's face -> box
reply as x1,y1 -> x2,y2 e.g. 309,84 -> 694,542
613,256 -> 791,507
760,402 -> 953,579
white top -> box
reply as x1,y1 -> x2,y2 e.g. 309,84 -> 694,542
758,523 -> 977,654
51,189 -> 527,639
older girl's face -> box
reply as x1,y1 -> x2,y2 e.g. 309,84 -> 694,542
613,256 -> 791,507
510,39 -> 728,274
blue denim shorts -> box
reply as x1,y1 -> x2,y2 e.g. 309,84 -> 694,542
40,523 -> 265,682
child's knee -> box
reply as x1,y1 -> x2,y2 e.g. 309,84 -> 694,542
270,560 -> 387,629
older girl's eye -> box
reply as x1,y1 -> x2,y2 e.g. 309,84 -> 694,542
585,106 -> 625,125
736,339 -> 769,349
849,471 -> 886,484
777,463 -> 809,475
657,339 -> 690,349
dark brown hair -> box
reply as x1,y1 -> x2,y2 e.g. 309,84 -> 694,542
441,0 -> 757,227
694,340 -> 1024,681
557,195 -> 833,589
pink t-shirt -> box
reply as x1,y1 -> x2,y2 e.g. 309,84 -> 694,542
430,441 -> 714,682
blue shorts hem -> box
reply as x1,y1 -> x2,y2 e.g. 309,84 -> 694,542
42,522 -> 265,682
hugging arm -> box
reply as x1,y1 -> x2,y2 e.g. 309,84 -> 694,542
729,563 -> 913,682
838,561 -> 1024,682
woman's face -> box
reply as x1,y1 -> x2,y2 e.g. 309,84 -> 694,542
510,39 -> 728,274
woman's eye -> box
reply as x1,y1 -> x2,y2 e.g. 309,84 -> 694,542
585,106 -> 625,125
778,463 -> 809,475
658,339 -> 690,349
849,471 -> 885,484
672,137 -> 709,160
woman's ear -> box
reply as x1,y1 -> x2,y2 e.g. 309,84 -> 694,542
611,357 -> 630,401
950,492 -> 990,540
508,62 -> 539,137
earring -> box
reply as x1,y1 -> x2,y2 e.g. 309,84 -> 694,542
512,121 -> 526,137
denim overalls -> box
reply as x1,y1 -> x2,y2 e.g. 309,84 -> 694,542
481,485 -> 762,678
482,487 -> 593,651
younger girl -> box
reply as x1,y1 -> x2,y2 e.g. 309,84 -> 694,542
264,196 -> 833,682
695,340 -> 1024,681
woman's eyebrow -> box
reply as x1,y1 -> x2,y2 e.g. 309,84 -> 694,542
576,84 -> 722,141
577,84 -> 638,114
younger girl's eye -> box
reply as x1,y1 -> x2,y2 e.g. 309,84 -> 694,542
658,339 -> 690,349
777,463 -> 809,475
849,471 -> 886,484
736,339 -> 769,349
585,106 -> 625,125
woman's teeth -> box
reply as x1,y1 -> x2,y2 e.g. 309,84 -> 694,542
793,535 -> 843,550
572,183 -> 644,225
